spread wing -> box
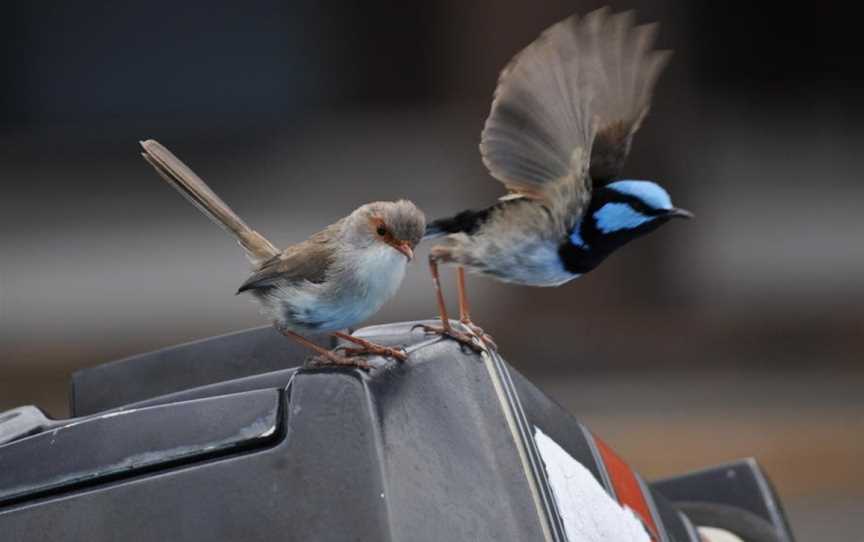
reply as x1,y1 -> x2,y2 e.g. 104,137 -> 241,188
479,8 -> 671,217
237,223 -> 341,293
585,11 -> 671,184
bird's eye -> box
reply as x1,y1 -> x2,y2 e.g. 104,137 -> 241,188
376,225 -> 387,236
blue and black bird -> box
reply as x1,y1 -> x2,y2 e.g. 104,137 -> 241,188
420,8 -> 691,347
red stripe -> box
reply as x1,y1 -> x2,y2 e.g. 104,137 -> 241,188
593,435 -> 660,541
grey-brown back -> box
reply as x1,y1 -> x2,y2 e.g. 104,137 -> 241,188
237,222 -> 343,293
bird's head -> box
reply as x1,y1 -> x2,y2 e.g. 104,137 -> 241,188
346,200 -> 426,261
573,180 -> 692,252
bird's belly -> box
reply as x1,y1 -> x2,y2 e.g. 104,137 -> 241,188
471,239 -> 578,287
261,246 -> 407,332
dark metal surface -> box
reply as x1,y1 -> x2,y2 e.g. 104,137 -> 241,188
0,325 -> 546,542
70,326 -> 331,416
508,366 -> 698,542
650,489 -> 702,542
653,459 -> 796,542
677,502 -> 782,542
0,406 -> 64,445
360,322 -> 548,541
0,322 -> 795,541
0,389 -> 281,506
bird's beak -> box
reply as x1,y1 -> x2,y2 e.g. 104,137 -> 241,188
667,208 -> 694,219
392,241 -> 414,261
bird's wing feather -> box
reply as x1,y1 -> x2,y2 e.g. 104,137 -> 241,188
480,13 -> 596,210
480,8 -> 670,216
586,12 -> 671,184
237,223 -> 341,293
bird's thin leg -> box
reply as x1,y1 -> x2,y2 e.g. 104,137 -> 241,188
414,255 -> 484,353
456,266 -> 471,323
277,328 -> 371,370
332,331 -> 407,362
456,267 -> 497,349
430,255 -> 453,332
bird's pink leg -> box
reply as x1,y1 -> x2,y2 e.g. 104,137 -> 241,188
430,254 -> 452,330
277,328 -> 371,370
332,331 -> 407,362
456,266 -> 471,322
456,267 -> 497,350
415,255 -> 484,353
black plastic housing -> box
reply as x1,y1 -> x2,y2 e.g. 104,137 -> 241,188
0,322 -> 795,542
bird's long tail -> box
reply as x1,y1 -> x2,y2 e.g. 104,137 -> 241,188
140,139 -> 279,266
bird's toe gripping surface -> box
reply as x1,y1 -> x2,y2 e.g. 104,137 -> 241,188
333,333 -> 409,362
306,352 -> 373,371
335,344 -> 408,362
412,323 -> 486,354
460,320 -> 497,350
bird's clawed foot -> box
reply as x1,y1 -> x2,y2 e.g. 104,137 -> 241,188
333,332 -> 408,362
335,344 -> 407,362
460,319 -> 497,350
277,328 -> 372,370
413,323 -> 485,354
307,350 -> 372,370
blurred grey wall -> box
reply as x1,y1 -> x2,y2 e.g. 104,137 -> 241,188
1,1 -> 862,539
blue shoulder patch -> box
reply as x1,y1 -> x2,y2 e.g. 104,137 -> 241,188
569,227 -> 588,248
594,203 -> 652,234
607,180 -> 672,210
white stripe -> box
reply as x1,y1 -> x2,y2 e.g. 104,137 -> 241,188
481,346 -> 556,542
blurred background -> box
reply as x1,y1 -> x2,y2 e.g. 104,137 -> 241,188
1,0 -> 861,538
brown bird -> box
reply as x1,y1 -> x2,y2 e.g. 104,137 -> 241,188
422,9 -> 687,349
141,140 -> 426,369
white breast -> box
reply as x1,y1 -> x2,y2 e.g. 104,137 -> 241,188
462,233 -> 577,287
443,201 -> 579,287
352,243 -> 408,306
266,243 -> 407,333
506,240 -> 576,286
